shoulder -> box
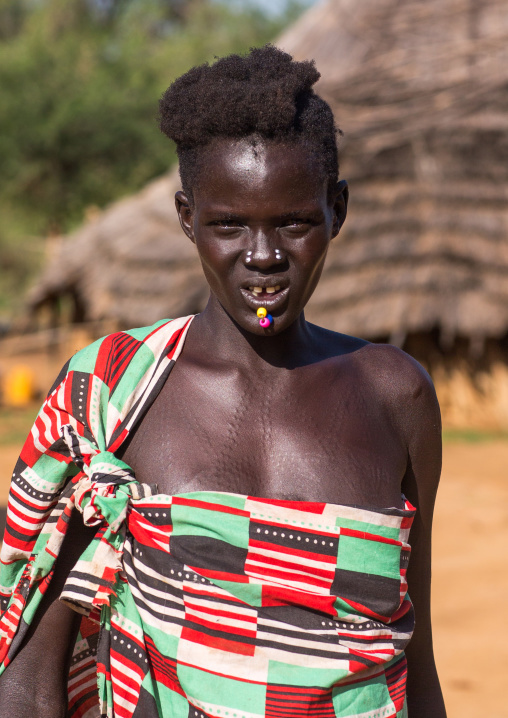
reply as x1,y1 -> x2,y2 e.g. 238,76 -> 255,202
63,317 -> 186,383
356,347 -> 442,490
68,318 -> 173,366
358,343 -> 440,439
356,342 -> 437,403
315,327 -> 440,443
314,325 -> 435,401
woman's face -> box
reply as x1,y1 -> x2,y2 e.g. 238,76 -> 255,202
176,138 -> 347,335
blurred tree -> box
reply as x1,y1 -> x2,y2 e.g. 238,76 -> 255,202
0,0 -> 26,39
0,0 -> 308,316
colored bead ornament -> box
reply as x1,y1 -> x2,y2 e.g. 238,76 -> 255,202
257,307 -> 267,318
259,314 -> 273,328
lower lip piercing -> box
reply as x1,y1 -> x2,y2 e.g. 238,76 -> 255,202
257,306 -> 273,328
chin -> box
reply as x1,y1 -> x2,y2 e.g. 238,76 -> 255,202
217,296 -> 298,335
246,312 -> 295,336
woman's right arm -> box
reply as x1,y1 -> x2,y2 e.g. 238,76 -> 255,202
0,511 -> 96,718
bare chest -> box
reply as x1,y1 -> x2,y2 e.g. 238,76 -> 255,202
120,361 -> 407,507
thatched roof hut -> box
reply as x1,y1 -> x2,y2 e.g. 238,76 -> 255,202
25,0 -> 508,427
28,172 -> 208,328
277,0 -> 508,348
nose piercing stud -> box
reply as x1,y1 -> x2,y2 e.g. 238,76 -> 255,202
246,251 -> 252,263
275,249 -> 282,260
257,306 -> 273,328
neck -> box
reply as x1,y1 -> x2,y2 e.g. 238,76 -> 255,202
188,295 -> 316,371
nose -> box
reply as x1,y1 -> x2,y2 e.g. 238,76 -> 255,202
244,236 -> 285,270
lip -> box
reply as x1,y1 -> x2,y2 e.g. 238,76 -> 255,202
240,285 -> 290,312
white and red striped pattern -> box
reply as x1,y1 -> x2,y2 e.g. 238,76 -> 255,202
183,579 -> 258,641
246,523 -> 337,593
110,619 -> 149,718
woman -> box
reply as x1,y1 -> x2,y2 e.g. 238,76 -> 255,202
0,46 -> 446,717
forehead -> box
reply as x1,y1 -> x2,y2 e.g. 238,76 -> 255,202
192,138 -> 328,209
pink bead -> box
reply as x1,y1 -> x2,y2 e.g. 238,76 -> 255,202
259,317 -> 271,328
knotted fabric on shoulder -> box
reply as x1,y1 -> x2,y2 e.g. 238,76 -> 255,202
58,424 -> 158,617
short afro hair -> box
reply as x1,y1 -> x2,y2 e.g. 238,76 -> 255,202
159,45 -> 340,202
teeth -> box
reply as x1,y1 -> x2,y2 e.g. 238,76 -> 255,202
248,285 -> 281,295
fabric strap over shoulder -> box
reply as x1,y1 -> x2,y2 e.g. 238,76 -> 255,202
0,316 -> 193,671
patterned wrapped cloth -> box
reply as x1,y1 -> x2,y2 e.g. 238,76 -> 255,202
0,316 -> 415,718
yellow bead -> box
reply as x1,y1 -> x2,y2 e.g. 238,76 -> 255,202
257,307 -> 267,318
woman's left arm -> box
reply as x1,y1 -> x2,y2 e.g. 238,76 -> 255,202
400,366 -> 447,718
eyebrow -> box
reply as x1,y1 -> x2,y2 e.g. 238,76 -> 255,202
278,211 -> 317,220
205,211 -> 245,221
202,206 -> 323,222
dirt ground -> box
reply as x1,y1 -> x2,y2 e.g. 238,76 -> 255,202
0,437 -> 506,717
432,441 -> 508,718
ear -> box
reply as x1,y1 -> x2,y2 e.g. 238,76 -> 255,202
331,179 -> 349,238
175,190 -> 195,243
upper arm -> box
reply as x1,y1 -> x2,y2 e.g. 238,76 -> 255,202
0,511 -> 96,718
393,356 -> 446,715
400,366 -> 441,646
362,343 -> 445,714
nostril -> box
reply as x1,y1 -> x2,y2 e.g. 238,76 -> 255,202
246,244 -> 286,267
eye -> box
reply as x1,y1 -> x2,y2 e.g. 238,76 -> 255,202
210,219 -> 244,234
280,219 -> 312,234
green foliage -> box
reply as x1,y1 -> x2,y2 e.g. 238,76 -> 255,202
442,428 -> 508,444
0,404 -> 39,446
0,0 -> 308,318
